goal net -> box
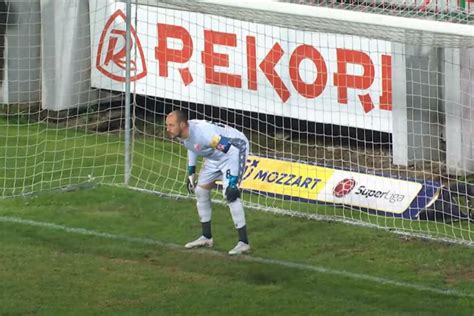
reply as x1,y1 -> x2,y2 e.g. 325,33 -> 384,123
0,0 -> 472,246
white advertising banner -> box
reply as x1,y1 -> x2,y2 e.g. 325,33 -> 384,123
90,0 -> 393,132
241,156 -> 422,216
317,170 -> 423,214
241,155 -> 424,216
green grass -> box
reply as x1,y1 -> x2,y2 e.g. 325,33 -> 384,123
1,185 -> 474,315
1,118 -> 473,244
1,118 -> 474,314
0,119 -> 186,196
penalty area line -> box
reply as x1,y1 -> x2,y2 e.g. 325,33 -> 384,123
1,215 -> 472,299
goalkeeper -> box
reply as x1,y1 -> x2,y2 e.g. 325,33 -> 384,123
165,110 -> 250,255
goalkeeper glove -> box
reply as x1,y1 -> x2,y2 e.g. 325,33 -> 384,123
225,175 -> 240,203
187,166 -> 197,194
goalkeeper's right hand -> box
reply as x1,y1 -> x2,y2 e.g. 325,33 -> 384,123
187,174 -> 196,194
187,166 -> 197,194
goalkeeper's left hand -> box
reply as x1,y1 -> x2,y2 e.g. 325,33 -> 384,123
225,175 -> 240,202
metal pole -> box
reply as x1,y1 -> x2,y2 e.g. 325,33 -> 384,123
124,0 -> 132,185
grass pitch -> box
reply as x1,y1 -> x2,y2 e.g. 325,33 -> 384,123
1,117 -> 474,314
1,185 -> 473,315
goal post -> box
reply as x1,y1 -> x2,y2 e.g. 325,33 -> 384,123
123,0 -> 473,244
155,0 -> 473,46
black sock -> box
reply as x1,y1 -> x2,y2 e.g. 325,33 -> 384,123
237,225 -> 248,244
202,221 -> 212,239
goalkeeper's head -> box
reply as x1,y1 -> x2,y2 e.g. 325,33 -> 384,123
166,110 -> 189,139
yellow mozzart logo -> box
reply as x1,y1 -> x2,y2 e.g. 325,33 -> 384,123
241,155 -> 334,200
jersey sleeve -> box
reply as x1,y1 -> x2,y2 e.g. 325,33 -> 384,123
195,122 -> 230,153
197,121 -> 235,154
210,135 -> 232,153
187,149 -> 198,167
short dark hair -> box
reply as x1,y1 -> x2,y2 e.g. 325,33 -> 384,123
169,110 -> 188,124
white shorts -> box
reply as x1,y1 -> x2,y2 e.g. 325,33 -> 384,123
197,139 -> 248,191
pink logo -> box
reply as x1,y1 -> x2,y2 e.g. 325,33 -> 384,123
332,178 -> 356,198
96,10 -> 147,82
194,144 -> 202,151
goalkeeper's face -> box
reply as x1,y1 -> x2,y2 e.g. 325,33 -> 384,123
166,114 -> 185,139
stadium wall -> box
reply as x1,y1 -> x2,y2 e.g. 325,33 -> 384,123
0,0 -> 41,106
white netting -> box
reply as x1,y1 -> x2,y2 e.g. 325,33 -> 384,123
123,0 -> 473,244
0,0 -> 472,245
1,0 -> 125,196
